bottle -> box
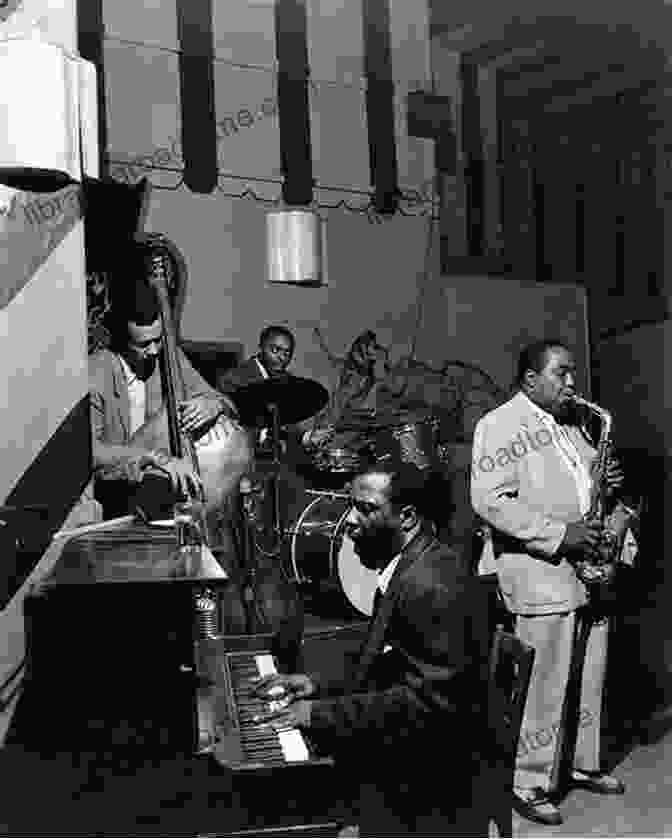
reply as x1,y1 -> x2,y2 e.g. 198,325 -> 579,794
174,499 -> 204,577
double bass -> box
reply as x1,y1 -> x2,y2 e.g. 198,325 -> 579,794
128,233 -> 252,545
128,234 -> 303,661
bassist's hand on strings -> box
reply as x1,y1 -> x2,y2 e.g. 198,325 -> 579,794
178,396 -> 222,434
148,452 -> 203,499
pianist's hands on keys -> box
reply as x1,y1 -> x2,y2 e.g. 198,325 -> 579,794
250,672 -> 316,729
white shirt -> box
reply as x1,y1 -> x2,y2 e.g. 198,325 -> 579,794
378,553 -> 402,594
379,554 -> 402,654
522,393 -> 592,515
119,354 -> 146,435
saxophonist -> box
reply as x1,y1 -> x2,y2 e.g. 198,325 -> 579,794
471,340 -> 637,827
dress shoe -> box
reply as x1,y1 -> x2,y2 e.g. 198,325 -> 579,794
571,770 -> 626,795
512,788 -> 563,826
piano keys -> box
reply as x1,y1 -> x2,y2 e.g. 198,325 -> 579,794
12,521 -> 346,835
196,637 -> 333,772
227,652 -> 311,764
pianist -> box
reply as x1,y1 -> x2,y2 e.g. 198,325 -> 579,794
89,268 -> 237,521
253,462 -> 491,837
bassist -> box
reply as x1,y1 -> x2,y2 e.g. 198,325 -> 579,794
89,258 -> 240,521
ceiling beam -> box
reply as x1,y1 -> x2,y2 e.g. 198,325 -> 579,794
460,20 -> 548,66
429,0 -> 499,39
543,68 -> 666,113
431,15 -> 514,55
482,39 -> 549,71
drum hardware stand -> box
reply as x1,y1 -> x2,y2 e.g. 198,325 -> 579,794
238,401 -> 289,584
304,489 -> 351,501
238,478 -> 274,634
267,401 -> 284,552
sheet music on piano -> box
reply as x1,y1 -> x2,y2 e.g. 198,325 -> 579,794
196,636 -> 333,773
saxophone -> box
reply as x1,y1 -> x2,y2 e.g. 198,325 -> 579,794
571,396 -> 621,587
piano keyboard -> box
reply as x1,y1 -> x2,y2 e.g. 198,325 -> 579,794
227,652 -> 311,765
204,647 -> 333,772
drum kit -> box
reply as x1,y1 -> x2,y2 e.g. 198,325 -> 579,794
231,378 -> 443,619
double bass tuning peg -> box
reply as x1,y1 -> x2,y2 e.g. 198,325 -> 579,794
134,231 -> 168,249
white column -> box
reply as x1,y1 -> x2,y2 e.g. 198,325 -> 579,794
0,0 -> 93,745
1,0 -> 77,50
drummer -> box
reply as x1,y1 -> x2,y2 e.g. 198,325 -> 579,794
217,325 -> 333,557
218,325 -> 331,457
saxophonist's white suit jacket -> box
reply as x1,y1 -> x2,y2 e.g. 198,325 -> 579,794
471,391 -> 596,615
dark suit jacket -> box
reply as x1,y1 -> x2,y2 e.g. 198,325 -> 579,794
218,356 -> 315,452
309,525 -> 491,835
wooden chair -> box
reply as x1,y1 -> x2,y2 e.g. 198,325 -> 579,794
485,625 -> 535,838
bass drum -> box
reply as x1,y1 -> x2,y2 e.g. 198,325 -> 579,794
288,492 -> 379,618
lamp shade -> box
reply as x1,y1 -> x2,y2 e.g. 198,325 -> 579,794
267,209 -> 327,287
0,33 -> 98,192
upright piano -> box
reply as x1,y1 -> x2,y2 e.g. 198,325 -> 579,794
10,522 -> 347,835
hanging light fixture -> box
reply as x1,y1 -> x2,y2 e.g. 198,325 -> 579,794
0,25 -> 98,193
266,208 -> 328,287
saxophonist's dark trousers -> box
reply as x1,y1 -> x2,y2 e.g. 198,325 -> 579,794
514,610 -> 608,792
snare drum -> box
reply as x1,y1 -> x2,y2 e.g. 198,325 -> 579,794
313,446 -> 362,475
374,414 -> 440,470
287,492 -> 378,617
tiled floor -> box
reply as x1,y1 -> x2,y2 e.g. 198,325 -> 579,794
512,725 -> 672,838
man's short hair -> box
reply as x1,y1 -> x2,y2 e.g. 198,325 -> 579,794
259,325 -> 295,354
516,339 -> 570,387
107,274 -> 161,349
360,462 -> 445,524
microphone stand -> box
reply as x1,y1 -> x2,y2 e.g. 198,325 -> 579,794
239,478 -> 264,635
237,402 -> 283,635
267,402 -> 283,552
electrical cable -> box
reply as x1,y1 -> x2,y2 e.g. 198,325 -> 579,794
105,33 -> 278,72
106,153 -> 437,221
103,29 -> 438,218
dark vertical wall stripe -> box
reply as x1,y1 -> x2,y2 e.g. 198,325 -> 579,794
274,0 -> 314,206
533,175 -> 546,280
176,0 -> 218,194
362,0 -> 398,215
0,396 -> 91,610
459,58 -> 484,256
77,0 -> 108,177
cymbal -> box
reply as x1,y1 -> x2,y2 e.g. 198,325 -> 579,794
233,376 -> 329,427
